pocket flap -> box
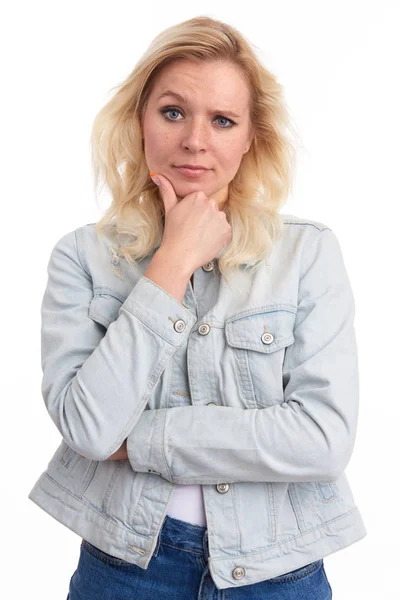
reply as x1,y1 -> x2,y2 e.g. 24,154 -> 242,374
225,305 -> 296,354
89,290 -> 124,329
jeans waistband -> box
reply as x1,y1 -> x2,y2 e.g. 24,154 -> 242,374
153,515 -> 209,560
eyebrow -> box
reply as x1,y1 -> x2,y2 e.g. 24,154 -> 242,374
157,90 -> 242,119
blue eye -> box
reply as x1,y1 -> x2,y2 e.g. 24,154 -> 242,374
160,107 -> 236,128
162,108 -> 181,120
216,116 -> 231,128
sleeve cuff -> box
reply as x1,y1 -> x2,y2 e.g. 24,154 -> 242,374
126,408 -> 172,482
120,275 -> 196,347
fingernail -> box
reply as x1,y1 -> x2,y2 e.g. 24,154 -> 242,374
149,172 -> 161,186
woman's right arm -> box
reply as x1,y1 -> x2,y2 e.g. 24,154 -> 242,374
143,246 -> 192,305
105,248 -> 192,461
40,228 -> 195,462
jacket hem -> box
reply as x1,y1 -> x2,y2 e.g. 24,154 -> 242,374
29,471 -> 367,590
208,505 -> 367,589
28,472 -> 162,567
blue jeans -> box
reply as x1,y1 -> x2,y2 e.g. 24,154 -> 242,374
67,515 -> 332,599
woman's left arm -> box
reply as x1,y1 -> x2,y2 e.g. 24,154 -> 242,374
125,227 -> 360,484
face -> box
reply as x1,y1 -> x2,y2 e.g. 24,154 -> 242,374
141,59 -> 255,209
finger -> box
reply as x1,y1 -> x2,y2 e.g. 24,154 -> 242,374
150,173 -> 178,217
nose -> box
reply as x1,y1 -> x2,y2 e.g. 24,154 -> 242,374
181,118 -> 208,153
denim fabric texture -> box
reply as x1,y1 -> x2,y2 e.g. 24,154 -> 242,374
28,213 -> 367,590
67,515 -> 332,599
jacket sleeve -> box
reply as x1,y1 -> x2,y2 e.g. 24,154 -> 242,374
126,227 -> 360,484
40,229 -> 197,461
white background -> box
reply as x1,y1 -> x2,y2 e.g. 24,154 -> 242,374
2,1 -> 399,598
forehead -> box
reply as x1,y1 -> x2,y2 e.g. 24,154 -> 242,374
150,59 -> 251,109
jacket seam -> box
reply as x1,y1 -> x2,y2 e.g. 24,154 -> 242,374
298,226 -> 333,289
283,221 -> 331,232
74,228 -> 91,278
161,408 -> 174,482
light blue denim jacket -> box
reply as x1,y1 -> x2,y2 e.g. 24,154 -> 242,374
28,213 -> 367,590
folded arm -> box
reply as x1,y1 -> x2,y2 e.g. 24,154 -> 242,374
126,228 -> 360,483
40,229 -> 196,462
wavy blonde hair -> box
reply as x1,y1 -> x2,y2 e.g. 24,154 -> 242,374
91,15 -> 299,290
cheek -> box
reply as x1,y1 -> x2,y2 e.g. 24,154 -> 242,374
146,125 -> 175,154
217,139 -> 246,167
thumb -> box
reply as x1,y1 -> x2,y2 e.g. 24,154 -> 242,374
149,172 -> 178,218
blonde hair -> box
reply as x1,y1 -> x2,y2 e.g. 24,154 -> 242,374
91,15 -> 299,290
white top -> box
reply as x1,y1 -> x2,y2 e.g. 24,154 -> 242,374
166,484 -> 207,526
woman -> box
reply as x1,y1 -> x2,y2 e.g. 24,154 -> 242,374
28,15 -> 367,599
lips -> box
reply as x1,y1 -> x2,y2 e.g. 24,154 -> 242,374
175,165 -> 209,170
175,163 -> 208,170
174,166 -> 210,178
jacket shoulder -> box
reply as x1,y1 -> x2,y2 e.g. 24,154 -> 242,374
280,213 -> 331,233
76,222 -> 119,274
278,213 -> 335,254
48,223 -> 115,276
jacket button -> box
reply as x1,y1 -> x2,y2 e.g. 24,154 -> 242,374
207,402 -> 218,406
216,483 -> 230,493
261,331 -> 274,345
198,323 -> 211,335
202,260 -> 215,272
232,566 -> 245,580
174,319 -> 186,333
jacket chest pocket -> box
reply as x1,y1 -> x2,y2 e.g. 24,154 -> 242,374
225,305 -> 297,409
